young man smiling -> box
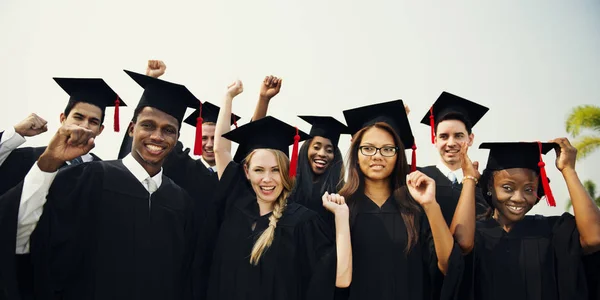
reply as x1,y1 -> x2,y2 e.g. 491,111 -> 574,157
0,70 -> 215,300
419,91 -> 490,225
0,78 -> 125,196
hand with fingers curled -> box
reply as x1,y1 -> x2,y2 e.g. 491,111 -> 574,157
146,60 -> 167,78
259,75 -> 282,100
459,142 -> 480,182
38,124 -> 96,172
548,137 -> 578,173
406,171 -> 437,207
14,113 -> 48,137
322,191 -> 349,216
227,80 -> 244,99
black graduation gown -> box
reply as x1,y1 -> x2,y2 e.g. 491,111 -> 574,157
583,252 -> 600,300
0,147 -> 101,300
207,161 -> 336,300
163,141 -> 218,200
462,214 -> 588,300
0,180 -> 22,300
337,192 -> 464,300
291,176 -> 336,229
26,160 -> 201,300
162,141 -> 219,299
0,146 -> 101,196
419,166 -> 489,225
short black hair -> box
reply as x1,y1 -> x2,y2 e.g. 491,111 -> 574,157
64,101 -> 106,124
131,105 -> 182,129
434,112 -> 473,135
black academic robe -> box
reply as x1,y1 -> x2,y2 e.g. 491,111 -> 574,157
290,176 -> 336,229
583,252 -> 600,300
163,141 -> 218,199
0,146 -> 101,300
462,214 -> 589,300
24,160 -> 205,300
336,192 -> 464,300
419,166 -> 489,225
162,141 -> 219,299
0,146 -> 101,196
207,161 -> 336,300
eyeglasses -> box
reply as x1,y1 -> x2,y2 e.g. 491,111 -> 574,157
359,146 -> 398,157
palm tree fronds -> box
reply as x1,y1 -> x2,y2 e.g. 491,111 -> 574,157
584,180 -> 597,199
565,105 -> 600,137
573,135 -> 600,160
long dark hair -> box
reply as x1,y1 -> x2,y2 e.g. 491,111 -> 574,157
291,137 -> 345,204
338,122 -> 421,252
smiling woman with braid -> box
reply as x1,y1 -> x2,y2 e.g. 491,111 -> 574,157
208,80 -> 352,300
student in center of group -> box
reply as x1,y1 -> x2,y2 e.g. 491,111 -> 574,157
209,80 -> 352,300
335,99 -> 464,300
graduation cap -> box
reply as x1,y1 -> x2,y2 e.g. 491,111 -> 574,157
183,101 -> 242,156
54,77 -> 126,132
298,115 -> 349,147
479,142 -> 557,207
125,70 -> 201,146
343,100 -> 417,172
223,116 -> 310,178
420,91 -> 489,144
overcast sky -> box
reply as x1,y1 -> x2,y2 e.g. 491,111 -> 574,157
1,0 -> 599,215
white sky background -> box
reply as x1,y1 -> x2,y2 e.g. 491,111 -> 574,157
1,0 -> 599,216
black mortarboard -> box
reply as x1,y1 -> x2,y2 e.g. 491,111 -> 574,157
224,116 -> 310,177
420,91 -> 489,143
298,115 -> 349,147
54,77 -> 126,132
183,101 -> 242,156
183,101 -> 241,126
479,142 -> 557,206
124,70 -> 199,126
343,100 -> 417,172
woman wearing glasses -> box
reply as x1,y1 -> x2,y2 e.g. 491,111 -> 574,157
335,100 -> 464,300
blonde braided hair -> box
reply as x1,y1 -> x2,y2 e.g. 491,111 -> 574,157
244,149 -> 294,265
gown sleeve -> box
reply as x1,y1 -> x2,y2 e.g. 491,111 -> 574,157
30,162 -> 102,298
0,181 -> 24,298
420,212 -> 465,300
295,211 -> 336,300
551,213 -> 587,299
212,161 -> 250,223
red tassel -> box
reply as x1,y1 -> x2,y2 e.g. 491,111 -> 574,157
233,117 -> 238,129
411,144 -> 417,173
194,103 -> 203,156
537,142 -> 556,207
113,97 -> 120,132
429,107 -> 435,144
289,127 -> 300,178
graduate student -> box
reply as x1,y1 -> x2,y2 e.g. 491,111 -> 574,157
419,91 -> 490,225
290,115 -> 349,227
4,70 -> 215,300
208,80 -> 352,300
0,78 -> 125,300
0,78 -> 125,196
335,100 -> 464,300
455,139 -> 600,300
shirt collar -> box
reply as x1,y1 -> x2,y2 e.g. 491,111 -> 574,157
435,161 -> 464,183
200,156 -> 217,172
122,154 -> 163,188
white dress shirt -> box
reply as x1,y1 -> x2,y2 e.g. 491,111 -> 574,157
435,161 -> 464,184
16,154 -> 162,253
200,156 -> 217,173
0,127 -> 26,166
